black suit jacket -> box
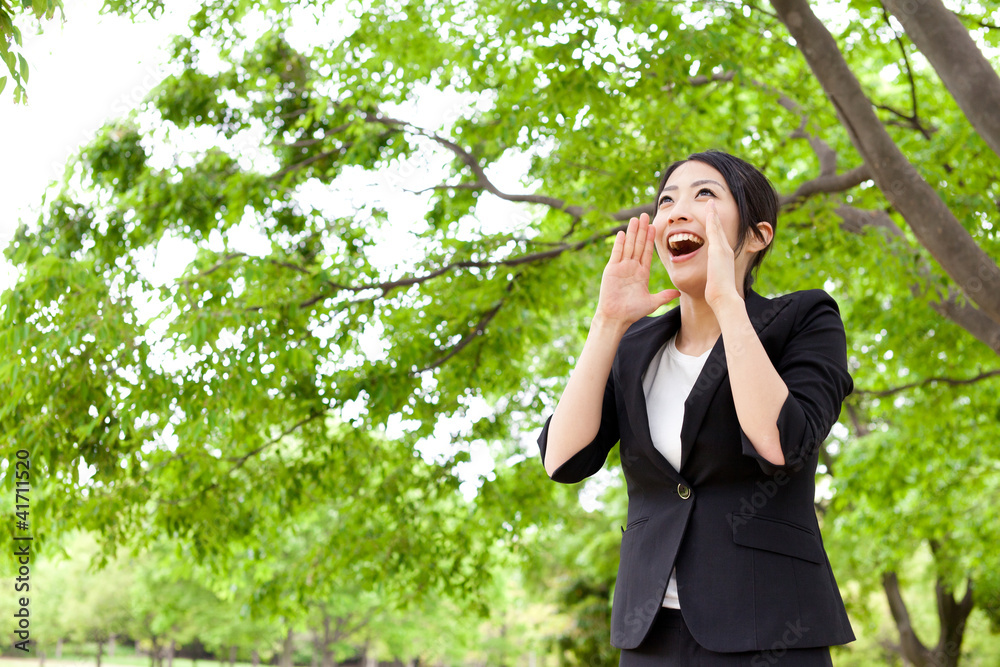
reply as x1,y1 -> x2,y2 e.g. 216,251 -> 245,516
538,289 -> 856,651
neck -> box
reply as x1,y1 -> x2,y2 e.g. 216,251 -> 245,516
675,290 -> 742,354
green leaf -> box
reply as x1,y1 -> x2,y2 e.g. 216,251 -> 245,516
17,52 -> 26,83
31,0 -> 45,17
0,76 -> 6,96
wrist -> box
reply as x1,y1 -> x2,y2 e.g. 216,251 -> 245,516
709,292 -> 747,320
590,312 -> 631,338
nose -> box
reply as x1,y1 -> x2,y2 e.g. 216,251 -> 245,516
667,195 -> 695,226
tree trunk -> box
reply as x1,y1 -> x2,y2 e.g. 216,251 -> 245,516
56,638 -> 63,660
882,570 -> 974,667
362,642 -> 377,667
166,639 -> 176,667
230,646 -> 238,667
96,640 -> 104,667
321,614 -> 335,667
769,0 -> 1000,334
310,634 -> 319,667
280,627 -> 295,667
252,649 -> 260,667
933,576 -> 975,667
108,635 -> 117,658
883,0 -> 1000,159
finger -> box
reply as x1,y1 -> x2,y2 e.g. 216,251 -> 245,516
706,201 -> 730,252
622,217 -> 638,259
610,230 -> 625,263
704,200 -> 718,243
654,288 -> 681,306
640,222 -> 657,268
633,214 -> 648,259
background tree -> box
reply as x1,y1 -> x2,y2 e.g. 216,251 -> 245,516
61,551 -> 136,667
3,0 -> 1000,663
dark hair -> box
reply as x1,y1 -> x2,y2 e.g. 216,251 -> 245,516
656,150 -> 778,295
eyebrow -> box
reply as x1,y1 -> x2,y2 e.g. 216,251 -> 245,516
660,179 -> 727,193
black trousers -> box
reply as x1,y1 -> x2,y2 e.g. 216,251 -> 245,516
619,609 -> 835,667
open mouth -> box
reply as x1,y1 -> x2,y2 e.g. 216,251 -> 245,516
667,232 -> 705,257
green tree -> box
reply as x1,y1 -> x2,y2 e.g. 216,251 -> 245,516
14,532 -> 134,662
4,0 -> 1000,663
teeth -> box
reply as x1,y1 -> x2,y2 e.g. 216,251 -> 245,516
668,233 -> 704,249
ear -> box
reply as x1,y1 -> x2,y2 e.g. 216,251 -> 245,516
747,221 -> 773,252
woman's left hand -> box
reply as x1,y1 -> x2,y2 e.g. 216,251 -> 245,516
703,199 -> 742,311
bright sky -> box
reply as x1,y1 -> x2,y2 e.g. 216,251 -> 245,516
0,0 -> 200,289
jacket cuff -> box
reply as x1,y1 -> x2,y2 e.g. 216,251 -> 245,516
740,392 -> 811,475
537,415 -> 613,484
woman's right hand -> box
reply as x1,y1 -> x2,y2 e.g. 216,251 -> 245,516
595,213 -> 680,327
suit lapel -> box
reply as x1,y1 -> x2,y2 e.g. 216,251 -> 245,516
617,307 -> 684,484
619,290 -> 792,479
677,333 -> 727,472
678,290 -> 792,471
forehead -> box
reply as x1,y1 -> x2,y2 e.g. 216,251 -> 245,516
663,160 -> 729,191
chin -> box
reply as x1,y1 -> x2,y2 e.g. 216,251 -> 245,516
666,274 -> 706,299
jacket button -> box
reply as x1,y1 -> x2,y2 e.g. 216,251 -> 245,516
677,484 -> 692,499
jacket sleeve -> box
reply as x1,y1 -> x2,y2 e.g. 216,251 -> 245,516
537,367 -> 621,484
741,290 -> 853,475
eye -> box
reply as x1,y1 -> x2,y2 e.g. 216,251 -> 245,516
697,187 -> 716,197
658,194 -> 673,207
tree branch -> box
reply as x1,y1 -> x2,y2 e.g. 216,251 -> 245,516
661,70 -> 736,91
884,0 -> 1000,158
834,204 -> 1000,355
877,6 -> 934,140
771,0 -> 1000,330
883,571 -> 934,664
157,412 -> 325,506
414,298 -> 507,374
844,402 -> 871,438
950,10 -> 1000,30
342,228 -> 614,296
853,368 -> 1000,398
779,165 -> 871,207
748,75 -> 874,204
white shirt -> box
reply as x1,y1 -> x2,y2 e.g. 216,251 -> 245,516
641,334 -> 712,608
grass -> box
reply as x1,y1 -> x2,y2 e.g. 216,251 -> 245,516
0,656 -> 263,667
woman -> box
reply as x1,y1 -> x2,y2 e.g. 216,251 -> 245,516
537,150 -> 855,665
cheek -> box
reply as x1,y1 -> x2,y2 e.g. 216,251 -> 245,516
723,214 -> 742,247
651,210 -> 668,230
650,218 -> 667,246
